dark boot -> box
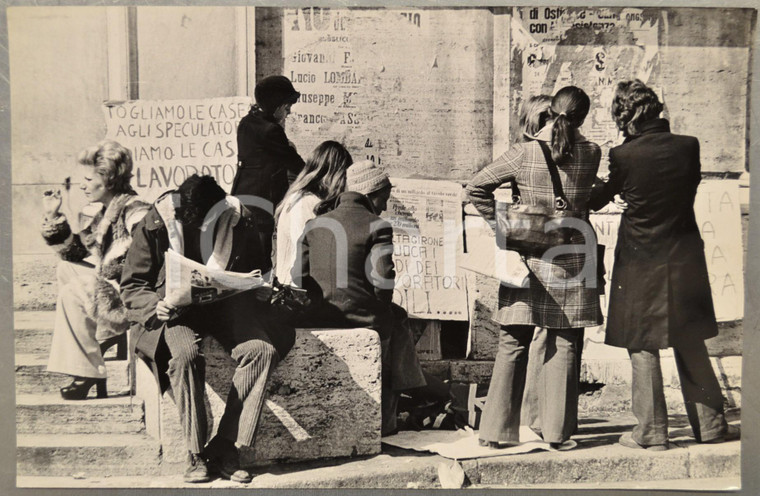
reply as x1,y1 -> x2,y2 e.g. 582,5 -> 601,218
184,452 -> 210,483
205,436 -> 252,483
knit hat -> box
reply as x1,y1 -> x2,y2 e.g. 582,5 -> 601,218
345,160 -> 391,196
254,76 -> 301,114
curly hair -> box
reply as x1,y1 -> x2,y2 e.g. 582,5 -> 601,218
610,79 -> 663,137
77,140 -> 134,194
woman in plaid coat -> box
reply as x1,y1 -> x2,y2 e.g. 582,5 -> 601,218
466,86 -> 602,448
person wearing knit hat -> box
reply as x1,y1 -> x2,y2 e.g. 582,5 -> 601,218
231,75 -> 306,274
295,160 -> 457,435
345,159 -> 392,197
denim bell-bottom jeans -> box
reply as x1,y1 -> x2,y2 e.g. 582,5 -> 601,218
479,325 -> 582,445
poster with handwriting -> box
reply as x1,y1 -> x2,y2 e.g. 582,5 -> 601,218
382,178 -> 468,320
103,97 -> 250,202
693,180 -> 744,321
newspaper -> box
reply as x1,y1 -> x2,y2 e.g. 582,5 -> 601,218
164,248 -> 269,307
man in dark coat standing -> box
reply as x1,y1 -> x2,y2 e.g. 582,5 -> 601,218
590,80 -> 739,450
231,75 -> 305,274
120,175 -> 295,483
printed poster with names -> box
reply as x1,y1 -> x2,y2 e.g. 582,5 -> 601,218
103,97 -> 251,202
282,7 -> 494,180
382,178 -> 468,321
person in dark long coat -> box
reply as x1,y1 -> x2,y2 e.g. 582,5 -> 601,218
231,75 -> 306,273
589,79 -> 739,450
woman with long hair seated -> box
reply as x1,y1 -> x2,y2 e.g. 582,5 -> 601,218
274,140 -> 353,286
42,140 -> 149,399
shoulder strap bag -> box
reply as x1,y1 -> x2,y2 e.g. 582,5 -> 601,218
495,141 -> 584,255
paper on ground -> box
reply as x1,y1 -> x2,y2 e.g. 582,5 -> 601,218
382,427 -> 576,460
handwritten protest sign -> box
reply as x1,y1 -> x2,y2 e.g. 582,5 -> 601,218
103,97 -> 251,202
382,178 -> 468,320
694,180 -> 744,321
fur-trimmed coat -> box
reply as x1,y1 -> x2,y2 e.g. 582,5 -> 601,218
42,192 -> 149,337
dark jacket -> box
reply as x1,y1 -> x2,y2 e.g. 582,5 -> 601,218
294,192 -> 396,340
231,108 -> 305,210
589,118 -> 718,349
119,191 -> 270,363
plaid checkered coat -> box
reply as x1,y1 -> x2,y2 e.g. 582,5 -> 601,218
466,130 -> 603,329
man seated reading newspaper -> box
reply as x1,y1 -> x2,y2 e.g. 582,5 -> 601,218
120,174 -> 295,484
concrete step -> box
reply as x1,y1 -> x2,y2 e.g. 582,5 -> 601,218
15,327 -> 54,356
15,474 -> 742,491
16,394 -> 145,435
13,417 -> 741,488
16,433 -> 172,477
14,311 -> 56,331
15,354 -> 130,395
14,311 -> 125,359
13,254 -> 59,311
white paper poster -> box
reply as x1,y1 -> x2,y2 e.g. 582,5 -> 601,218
694,180 -> 745,321
382,178 -> 468,320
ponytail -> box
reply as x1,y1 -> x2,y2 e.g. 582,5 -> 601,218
551,113 -> 574,164
548,86 -> 590,164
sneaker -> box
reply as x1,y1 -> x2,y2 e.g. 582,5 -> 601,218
184,452 -> 211,483
703,424 -> 741,444
205,437 -> 253,484
618,432 -> 668,451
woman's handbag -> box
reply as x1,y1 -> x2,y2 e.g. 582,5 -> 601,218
269,277 -> 313,321
495,141 -> 584,255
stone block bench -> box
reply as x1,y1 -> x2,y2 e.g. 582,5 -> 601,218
135,328 -> 382,467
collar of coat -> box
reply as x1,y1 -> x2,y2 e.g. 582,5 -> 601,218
249,106 -> 282,127
621,118 -> 671,143
333,191 -> 378,213
631,118 -> 671,139
534,122 -> 589,143
80,191 -> 141,246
